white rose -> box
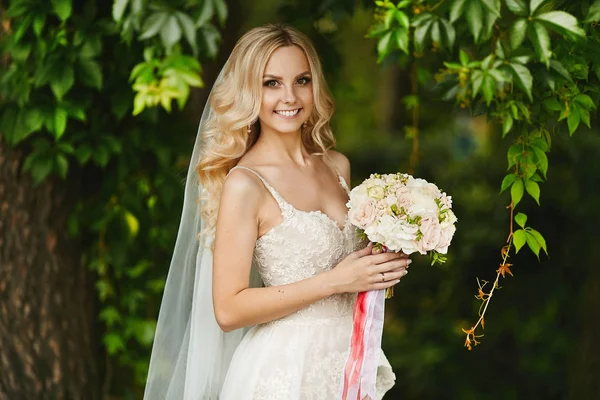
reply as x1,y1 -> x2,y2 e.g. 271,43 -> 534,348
408,188 -> 439,215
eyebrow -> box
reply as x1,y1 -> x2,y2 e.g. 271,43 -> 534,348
263,71 -> 311,80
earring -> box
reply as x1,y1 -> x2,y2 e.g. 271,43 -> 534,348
247,124 -> 252,134
302,121 -> 308,128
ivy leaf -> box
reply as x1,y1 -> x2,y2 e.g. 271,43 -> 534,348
103,333 -> 125,354
377,31 -> 393,60
511,177 -> 524,207
529,22 -> 551,67
586,0 -> 600,22
55,154 -> 68,179
213,0 -> 228,27
54,107 -> 68,139
196,0 -> 214,27
160,15 -> 183,52
31,155 -> 53,185
78,59 -> 103,89
513,229 -> 527,253
507,63 -> 533,101
528,228 -> 548,255
502,115 -> 514,137
99,307 -> 122,327
574,94 -> 596,110
515,212 -> 528,228
113,0 -> 129,22
549,60 -> 572,82
139,12 -> 168,40
567,106 -> 580,135
505,0 -> 528,16
481,74 -> 496,105
123,210 -> 139,238
50,66 -> 74,100
450,0 -> 467,23
529,0 -> 548,15
481,0 -> 501,17
414,18 -> 433,53
542,97 -> 562,111
466,0 -> 484,42
51,0 -> 72,22
176,12 -> 198,54
531,146 -> 549,178
501,173 -> 517,193
535,11 -> 586,38
510,18 -> 528,50
525,179 -> 540,204
395,29 -> 409,54
526,231 -> 541,258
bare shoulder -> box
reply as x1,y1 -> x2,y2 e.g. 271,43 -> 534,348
220,168 -> 265,217
326,149 -> 351,184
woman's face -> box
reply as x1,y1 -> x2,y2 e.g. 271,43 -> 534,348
258,45 -> 314,135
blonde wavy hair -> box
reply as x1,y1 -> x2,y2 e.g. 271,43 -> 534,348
197,23 -> 336,231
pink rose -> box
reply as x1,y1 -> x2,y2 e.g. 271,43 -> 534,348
349,199 -> 377,229
416,214 -> 442,254
436,223 -> 456,254
395,186 -> 413,211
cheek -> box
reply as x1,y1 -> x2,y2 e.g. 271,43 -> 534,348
299,86 -> 314,110
259,91 -> 278,115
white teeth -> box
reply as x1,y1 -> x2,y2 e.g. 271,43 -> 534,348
275,109 -> 299,117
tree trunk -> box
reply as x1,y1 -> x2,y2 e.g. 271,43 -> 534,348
0,139 -> 98,399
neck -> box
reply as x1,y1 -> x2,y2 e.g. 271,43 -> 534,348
253,126 -> 311,166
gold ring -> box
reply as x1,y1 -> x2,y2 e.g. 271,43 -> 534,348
381,272 -> 386,283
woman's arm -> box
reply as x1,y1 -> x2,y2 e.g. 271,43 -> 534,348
212,166 -> 407,332
212,169 -> 339,332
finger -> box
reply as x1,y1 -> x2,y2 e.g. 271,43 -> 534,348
355,242 -> 374,258
371,258 -> 412,273
367,251 -> 404,265
371,276 -> 404,291
369,268 -> 408,284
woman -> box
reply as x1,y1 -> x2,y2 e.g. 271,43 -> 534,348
144,24 -> 410,400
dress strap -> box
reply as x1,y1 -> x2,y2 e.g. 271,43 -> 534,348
323,155 -> 351,195
228,166 -> 291,213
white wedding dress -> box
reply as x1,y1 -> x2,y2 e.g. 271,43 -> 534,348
219,166 -> 396,400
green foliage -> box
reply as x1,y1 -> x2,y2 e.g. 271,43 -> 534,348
368,0 -> 600,263
0,0 -> 228,388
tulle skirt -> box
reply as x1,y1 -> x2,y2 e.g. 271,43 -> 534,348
220,314 -> 395,399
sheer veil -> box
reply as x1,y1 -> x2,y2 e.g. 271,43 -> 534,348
143,65 -> 263,399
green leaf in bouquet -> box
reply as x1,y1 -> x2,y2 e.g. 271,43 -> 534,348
502,115 -> 513,138
450,0 -> 467,23
507,62 -> 533,101
586,0 -> 600,22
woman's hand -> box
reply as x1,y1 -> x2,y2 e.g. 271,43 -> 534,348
327,243 -> 411,294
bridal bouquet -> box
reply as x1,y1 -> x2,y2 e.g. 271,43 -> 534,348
339,173 -> 456,400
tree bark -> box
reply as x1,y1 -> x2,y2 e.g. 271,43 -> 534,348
0,139 -> 98,400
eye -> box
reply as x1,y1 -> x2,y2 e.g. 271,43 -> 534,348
297,77 -> 311,85
264,80 -> 279,87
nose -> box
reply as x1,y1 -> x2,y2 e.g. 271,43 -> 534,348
282,84 -> 297,104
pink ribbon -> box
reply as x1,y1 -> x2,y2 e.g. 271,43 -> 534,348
338,289 -> 386,399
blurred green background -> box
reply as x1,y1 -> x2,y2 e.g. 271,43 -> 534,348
1,0 -> 599,399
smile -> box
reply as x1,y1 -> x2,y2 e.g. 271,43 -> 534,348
274,108 -> 301,117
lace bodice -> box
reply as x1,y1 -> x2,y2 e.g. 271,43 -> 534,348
230,166 -> 366,325
221,166 -> 396,399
